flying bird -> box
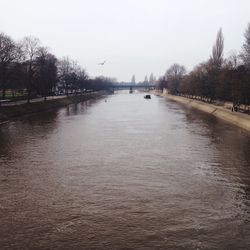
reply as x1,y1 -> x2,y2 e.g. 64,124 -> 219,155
98,60 -> 106,65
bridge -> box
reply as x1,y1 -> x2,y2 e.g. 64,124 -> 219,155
112,84 -> 156,89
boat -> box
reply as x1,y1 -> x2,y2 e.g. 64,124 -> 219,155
144,94 -> 151,99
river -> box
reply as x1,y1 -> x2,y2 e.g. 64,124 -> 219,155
0,91 -> 250,249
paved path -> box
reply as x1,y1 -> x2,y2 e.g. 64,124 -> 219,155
0,95 -> 67,107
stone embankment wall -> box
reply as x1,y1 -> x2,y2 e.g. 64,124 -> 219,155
0,92 -> 105,124
159,92 -> 250,132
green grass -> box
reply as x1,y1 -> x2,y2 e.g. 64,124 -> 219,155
0,90 -> 27,98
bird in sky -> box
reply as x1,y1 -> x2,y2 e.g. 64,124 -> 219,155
98,60 -> 106,65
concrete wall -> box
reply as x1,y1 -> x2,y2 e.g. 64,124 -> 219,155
0,92 -> 105,123
162,93 -> 250,132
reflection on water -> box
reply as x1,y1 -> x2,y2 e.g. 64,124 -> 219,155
0,91 -> 250,249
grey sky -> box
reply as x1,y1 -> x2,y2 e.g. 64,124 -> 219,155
1,0 -> 250,82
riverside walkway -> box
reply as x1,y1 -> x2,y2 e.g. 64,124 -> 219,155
0,95 -> 67,107
160,92 -> 250,132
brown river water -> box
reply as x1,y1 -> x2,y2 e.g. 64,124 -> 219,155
0,91 -> 250,250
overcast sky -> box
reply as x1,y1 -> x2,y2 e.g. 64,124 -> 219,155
1,0 -> 250,82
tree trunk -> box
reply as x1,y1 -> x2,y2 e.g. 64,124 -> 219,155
1,64 -> 7,99
27,62 -> 32,103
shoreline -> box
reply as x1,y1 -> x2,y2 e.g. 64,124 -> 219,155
0,92 -> 106,124
157,91 -> 250,132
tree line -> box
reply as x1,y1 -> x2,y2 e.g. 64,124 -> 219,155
157,23 -> 250,107
0,32 -> 115,102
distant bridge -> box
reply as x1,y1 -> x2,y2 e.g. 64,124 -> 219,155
112,84 -> 156,89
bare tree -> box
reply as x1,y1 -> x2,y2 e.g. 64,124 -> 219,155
241,23 -> 250,68
211,28 -> 224,68
0,32 -> 20,98
58,57 -> 75,95
131,75 -> 136,84
149,73 -> 154,84
165,64 -> 186,79
77,68 -> 88,93
21,36 -> 41,102
226,51 -> 241,69
36,47 -> 57,100
165,64 -> 186,94
58,57 -> 89,94
156,76 -> 167,92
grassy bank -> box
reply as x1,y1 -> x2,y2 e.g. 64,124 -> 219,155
158,91 -> 250,132
0,92 -> 105,123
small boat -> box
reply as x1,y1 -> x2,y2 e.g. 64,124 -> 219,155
144,94 -> 151,99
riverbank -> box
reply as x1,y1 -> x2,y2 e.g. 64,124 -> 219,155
156,91 -> 250,132
0,92 -> 105,124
